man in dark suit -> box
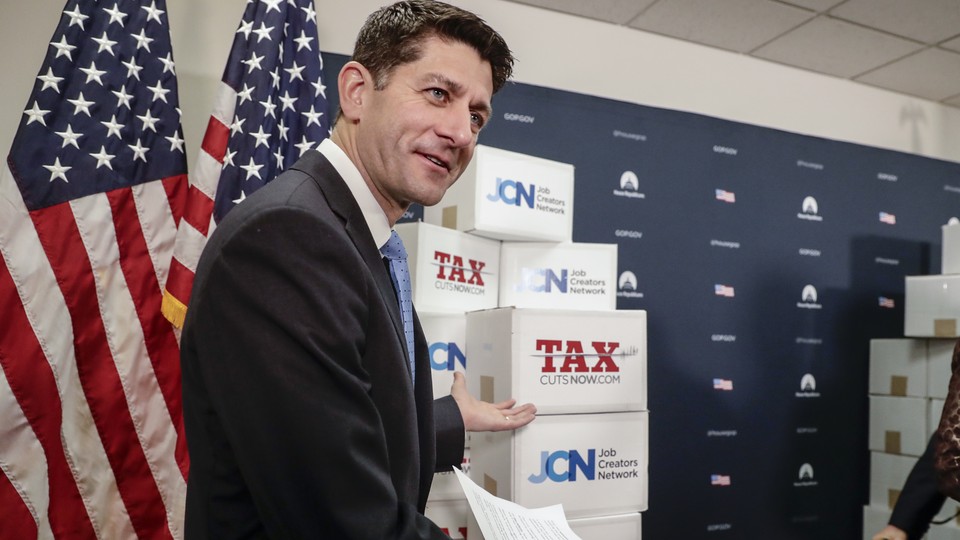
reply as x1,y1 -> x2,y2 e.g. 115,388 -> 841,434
179,2 -> 535,538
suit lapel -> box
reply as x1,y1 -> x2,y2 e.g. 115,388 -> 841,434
291,151 -> 411,375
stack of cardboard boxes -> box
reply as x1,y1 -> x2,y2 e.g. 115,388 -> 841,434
864,221 -> 960,539
400,145 -> 648,539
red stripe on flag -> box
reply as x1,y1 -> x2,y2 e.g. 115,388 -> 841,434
165,258 -> 196,310
30,203 -> 173,540
106,187 -> 189,479
0,463 -> 39,540
0,259 -> 97,539
200,115 -> 230,164
181,184 -> 215,237
163,174 -> 189,226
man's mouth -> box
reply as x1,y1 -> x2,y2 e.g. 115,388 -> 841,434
421,152 -> 450,171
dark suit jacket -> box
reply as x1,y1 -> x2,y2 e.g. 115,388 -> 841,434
180,150 -> 464,539
890,433 -> 947,539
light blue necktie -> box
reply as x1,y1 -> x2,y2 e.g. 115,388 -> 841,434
380,231 -> 416,383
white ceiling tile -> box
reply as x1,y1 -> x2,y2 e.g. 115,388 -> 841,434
943,36 -> 960,53
856,48 -> 960,101
752,17 -> 922,77
829,0 -> 960,44
776,0 -> 844,12
505,0 -> 654,24
627,0 -> 814,53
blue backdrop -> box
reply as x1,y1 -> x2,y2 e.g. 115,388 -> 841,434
324,53 -> 960,539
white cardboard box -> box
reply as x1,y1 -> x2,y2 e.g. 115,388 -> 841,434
499,242 -> 618,311
929,522 -> 960,540
466,308 -> 647,415
424,499 -> 468,539
905,275 -> 960,338
944,223 -> 960,275
420,313 -> 467,403
929,339 -> 956,399
395,221 -> 501,314
429,449 -> 470,502
423,145 -> 575,242
869,452 -> 916,509
861,505 -> 891,540
869,339 -> 928,397
469,411 -> 648,520
869,396 -> 928,456
932,399 -> 946,439
568,513 -> 642,540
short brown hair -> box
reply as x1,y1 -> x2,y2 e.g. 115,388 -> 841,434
352,0 -> 513,94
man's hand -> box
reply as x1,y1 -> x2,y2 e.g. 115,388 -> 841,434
450,372 -> 537,431
872,524 -> 907,540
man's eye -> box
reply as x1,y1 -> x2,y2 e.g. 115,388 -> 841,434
470,113 -> 484,128
430,88 -> 447,100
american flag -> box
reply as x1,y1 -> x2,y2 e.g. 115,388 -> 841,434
162,0 -> 328,327
711,474 -> 731,486
878,296 -> 896,309
713,378 -> 733,391
715,188 -> 736,203
715,284 -> 735,298
879,211 -> 897,225
0,0 -> 188,538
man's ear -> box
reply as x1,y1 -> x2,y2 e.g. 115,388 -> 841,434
338,61 -> 371,122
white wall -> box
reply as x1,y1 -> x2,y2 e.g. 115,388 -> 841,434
3,0 -> 959,167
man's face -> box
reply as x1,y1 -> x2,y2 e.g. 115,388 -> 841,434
353,36 -> 494,215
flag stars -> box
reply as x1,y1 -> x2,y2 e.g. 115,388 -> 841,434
242,52 -> 264,73
122,57 -> 144,80
92,32 -> 118,55
269,68 -> 281,89
250,126 -> 271,148
101,115 -> 124,138
237,84 -> 255,105
166,131 -> 185,153
159,53 -> 176,74
103,4 -> 128,26
37,68 -> 64,93
129,140 -> 149,162
278,118 -> 289,141
279,91 -> 297,112
132,29 -> 154,52
64,5 -> 89,30
90,146 -> 115,170
80,61 -> 107,85
230,116 -> 245,136
232,190 -> 247,205
252,22 -> 274,43
260,95 -> 277,118
23,102 -> 50,126
293,30 -> 313,51
302,105 -> 323,127
295,135 -> 314,157
55,125 -> 83,149
301,3 -> 317,22
113,86 -> 134,109
274,147 -> 284,168
240,157 -> 264,180
141,0 -> 165,23
312,78 -> 327,99
137,110 -> 160,132
68,92 -> 95,116
237,19 -> 254,39
223,149 -> 237,168
148,80 -> 170,103
44,157 -> 71,182
284,61 -> 305,82
50,36 -> 76,61
263,0 -> 282,14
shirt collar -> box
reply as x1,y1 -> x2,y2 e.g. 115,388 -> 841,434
317,138 -> 392,249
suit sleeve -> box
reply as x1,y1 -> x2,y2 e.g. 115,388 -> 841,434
186,205 -> 450,539
890,434 -> 946,538
433,395 -> 465,471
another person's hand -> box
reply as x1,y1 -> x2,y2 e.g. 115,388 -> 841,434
450,372 -> 536,431
872,524 -> 907,540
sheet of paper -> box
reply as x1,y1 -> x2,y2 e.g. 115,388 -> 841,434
454,467 -> 582,540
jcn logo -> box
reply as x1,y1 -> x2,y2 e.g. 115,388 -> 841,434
486,177 -> 535,208
428,342 -> 466,371
528,449 -> 596,484
515,268 -> 568,293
